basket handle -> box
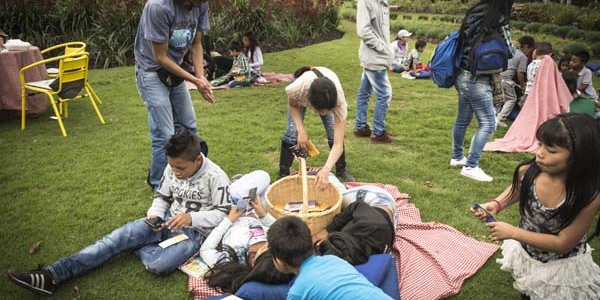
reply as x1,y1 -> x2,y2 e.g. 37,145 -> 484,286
299,157 -> 309,214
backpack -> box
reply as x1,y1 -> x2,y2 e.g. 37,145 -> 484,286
470,32 -> 510,75
429,31 -> 461,88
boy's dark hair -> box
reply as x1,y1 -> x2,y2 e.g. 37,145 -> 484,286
562,70 -> 578,94
315,232 -> 368,265
267,216 -> 313,269
517,35 -> 535,49
308,68 -> 337,111
509,113 -> 600,241
229,40 -> 243,53
534,42 -> 552,56
415,39 -> 427,49
204,247 -> 294,293
164,130 -> 202,161
572,50 -> 590,64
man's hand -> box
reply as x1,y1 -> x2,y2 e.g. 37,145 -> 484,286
195,76 -> 215,104
146,215 -> 165,232
296,129 -> 309,151
165,213 -> 192,231
314,168 -> 330,191
250,195 -> 267,218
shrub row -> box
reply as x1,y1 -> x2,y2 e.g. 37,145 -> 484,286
0,0 -> 342,69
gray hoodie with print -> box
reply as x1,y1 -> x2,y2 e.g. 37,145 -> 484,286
356,0 -> 394,71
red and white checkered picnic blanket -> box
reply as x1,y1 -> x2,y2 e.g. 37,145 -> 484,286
188,182 -> 498,300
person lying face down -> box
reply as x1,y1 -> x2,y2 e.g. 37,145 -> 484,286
312,175 -> 398,265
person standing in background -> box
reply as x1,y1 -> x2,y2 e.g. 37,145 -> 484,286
353,0 -> 395,144
449,0 -> 514,182
134,0 -> 215,190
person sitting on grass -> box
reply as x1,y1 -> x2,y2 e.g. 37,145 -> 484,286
312,175 -> 397,265
570,50 -> 599,117
201,170 -> 294,293
210,40 -> 252,88
267,215 -> 393,300
405,39 -> 431,79
242,31 -> 267,84
7,131 -> 231,296
388,29 -> 412,73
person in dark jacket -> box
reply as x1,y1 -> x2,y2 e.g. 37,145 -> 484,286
312,175 -> 397,265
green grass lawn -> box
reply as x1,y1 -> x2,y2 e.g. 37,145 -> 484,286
1,20 -> 599,299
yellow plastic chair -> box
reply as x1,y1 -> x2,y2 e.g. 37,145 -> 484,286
42,42 -> 103,105
20,52 -> 105,137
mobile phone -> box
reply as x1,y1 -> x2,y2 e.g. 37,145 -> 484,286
237,187 -> 257,211
472,202 -> 497,222
144,217 -> 164,229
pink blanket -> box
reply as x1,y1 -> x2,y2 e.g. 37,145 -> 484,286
186,72 -> 293,91
188,182 -> 498,300
484,56 -> 572,152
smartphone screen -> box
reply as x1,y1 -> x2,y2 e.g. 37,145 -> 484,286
237,187 -> 257,211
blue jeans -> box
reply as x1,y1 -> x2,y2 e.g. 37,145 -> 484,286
136,66 -> 198,187
452,70 -> 496,167
355,69 -> 392,136
390,63 -> 405,73
47,212 -> 205,283
282,109 -> 334,144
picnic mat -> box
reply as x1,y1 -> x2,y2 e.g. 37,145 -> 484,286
186,72 -> 293,91
188,182 -> 499,300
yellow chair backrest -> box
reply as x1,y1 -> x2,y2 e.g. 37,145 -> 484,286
59,54 -> 88,83
41,41 -> 86,59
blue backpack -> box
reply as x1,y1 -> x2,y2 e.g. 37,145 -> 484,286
470,32 -> 510,75
429,31 -> 461,88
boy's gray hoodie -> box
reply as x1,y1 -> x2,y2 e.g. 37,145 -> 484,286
356,0 -> 394,71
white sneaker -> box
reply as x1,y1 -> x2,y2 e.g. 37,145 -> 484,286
449,157 -> 467,167
402,72 -> 416,79
496,119 -> 507,128
461,166 -> 493,182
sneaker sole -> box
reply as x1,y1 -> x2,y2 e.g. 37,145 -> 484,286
353,133 -> 371,138
449,160 -> 466,167
7,271 -> 54,296
460,170 -> 493,182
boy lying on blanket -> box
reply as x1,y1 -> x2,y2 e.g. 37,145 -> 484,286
312,174 -> 397,265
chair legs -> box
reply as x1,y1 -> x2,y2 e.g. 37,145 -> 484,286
21,88 -> 104,137
85,86 -> 105,125
86,82 -> 102,104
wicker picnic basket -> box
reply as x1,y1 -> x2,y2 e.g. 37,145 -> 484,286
265,174 -> 342,235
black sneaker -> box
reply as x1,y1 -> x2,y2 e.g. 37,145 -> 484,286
7,265 -> 57,295
353,125 -> 372,138
337,170 -> 356,182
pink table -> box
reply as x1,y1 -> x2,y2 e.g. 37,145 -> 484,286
0,46 -> 48,119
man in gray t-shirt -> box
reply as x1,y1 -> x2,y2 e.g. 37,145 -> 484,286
134,0 -> 215,189
496,36 -> 535,126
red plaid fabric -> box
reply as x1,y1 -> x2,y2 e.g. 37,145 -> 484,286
183,251 -> 222,299
347,182 -> 498,300
187,182 -> 498,300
